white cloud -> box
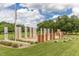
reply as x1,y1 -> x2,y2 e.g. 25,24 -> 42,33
69,4 -> 79,17
0,3 -> 15,10
20,3 -> 79,16
17,8 -> 28,13
72,7 -> 79,16
20,3 -> 70,11
17,8 -> 45,27
0,9 -> 15,23
52,15 -> 60,18
0,5 -> 45,28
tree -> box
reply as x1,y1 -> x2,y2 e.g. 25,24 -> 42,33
37,15 -> 79,34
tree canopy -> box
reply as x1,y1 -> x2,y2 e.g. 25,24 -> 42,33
37,15 -> 79,33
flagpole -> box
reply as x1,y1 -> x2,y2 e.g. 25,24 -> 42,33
14,4 -> 17,41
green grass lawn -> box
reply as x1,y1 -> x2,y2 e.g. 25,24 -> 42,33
0,32 -> 29,40
0,34 -> 79,56
0,33 -> 14,40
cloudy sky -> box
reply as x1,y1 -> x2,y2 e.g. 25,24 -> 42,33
0,3 -> 79,27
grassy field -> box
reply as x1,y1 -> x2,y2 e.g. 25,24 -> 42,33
0,32 -> 30,40
0,34 -> 79,56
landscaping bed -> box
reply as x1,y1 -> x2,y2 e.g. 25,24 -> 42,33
0,40 -> 31,48
16,39 -> 38,44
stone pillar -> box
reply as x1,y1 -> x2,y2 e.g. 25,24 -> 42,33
4,27 -> 8,40
44,28 -> 46,42
32,28 -> 34,38
18,27 -> 22,39
47,29 -> 50,40
33,28 -> 36,38
31,28 -> 33,38
25,27 -> 28,39
29,27 -> 32,38
15,27 -> 18,40
33,28 -> 37,41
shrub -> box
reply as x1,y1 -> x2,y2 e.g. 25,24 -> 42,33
54,40 -> 58,43
63,40 -> 68,42
11,43 -> 19,48
35,42 -> 38,44
76,38 -> 79,40
5,42 -> 12,46
17,39 -> 27,42
30,42 -> 38,44
0,40 -> 26,48
63,38 -> 66,39
0,40 -> 12,46
68,39 -> 72,41
17,39 -> 37,44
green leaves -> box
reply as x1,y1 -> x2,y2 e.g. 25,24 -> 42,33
37,15 -> 79,33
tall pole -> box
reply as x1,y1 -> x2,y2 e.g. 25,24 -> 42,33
14,4 -> 17,41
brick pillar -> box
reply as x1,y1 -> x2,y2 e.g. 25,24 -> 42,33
50,29 -> 53,40
57,29 -> 61,39
38,30 -> 40,42
47,29 -> 50,40
4,27 -> 8,40
44,28 -> 46,42
46,29 -> 48,41
61,31 -> 64,38
60,31 -> 62,39
40,28 -> 43,42
55,32 -> 58,39
53,31 -> 55,40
